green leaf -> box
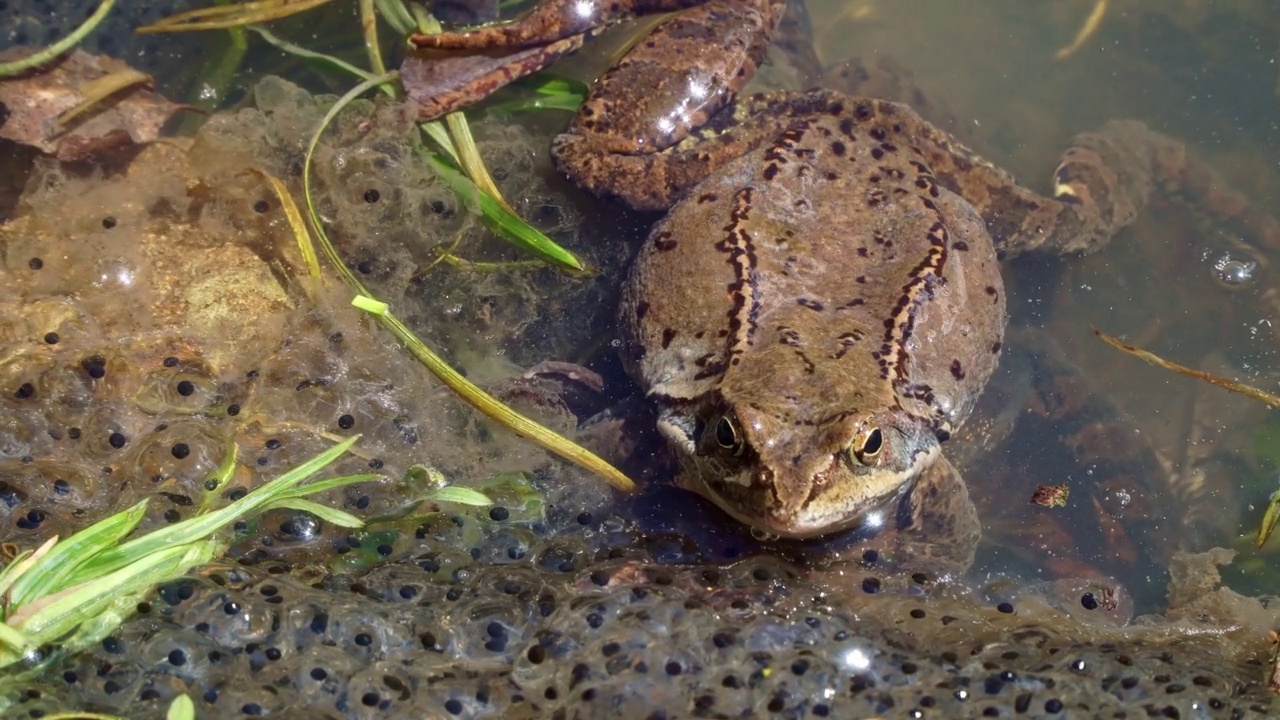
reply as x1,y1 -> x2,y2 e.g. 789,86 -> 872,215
7,500 -> 149,609
264,499 -> 365,528
429,486 -> 493,507
198,441 -> 239,513
1257,486 -> 1280,548
514,74 -> 590,98
488,95 -> 586,114
424,152 -> 583,271
18,543 -> 215,644
66,437 -> 362,587
351,295 -> 389,314
268,473 -> 381,501
167,694 -> 196,720
1254,420 -> 1280,471
0,622 -> 34,656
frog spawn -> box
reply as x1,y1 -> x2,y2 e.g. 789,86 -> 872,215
7,519 -> 1277,720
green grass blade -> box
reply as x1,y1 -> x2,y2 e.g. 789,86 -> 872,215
0,545 -> 43,604
7,500 -> 148,609
488,95 -> 585,114
0,0 -> 116,77
198,440 -> 239,513
18,542 -> 214,643
247,26 -> 375,82
0,622 -> 34,656
1258,487 -> 1280,548
269,473 -> 381,499
167,694 -> 195,720
424,152 -> 583,271
513,74 -> 589,99
429,486 -> 493,506
135,0 -> 336,33
67,437 -> 361,585
264,498 -> 363,528
302,73 -> 634,493
375,0 -> 416,35
420,121 -> 460,165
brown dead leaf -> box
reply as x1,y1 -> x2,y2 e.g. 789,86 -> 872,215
0,49 -> 187,161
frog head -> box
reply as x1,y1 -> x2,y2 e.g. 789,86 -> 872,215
655,396 -> 943,539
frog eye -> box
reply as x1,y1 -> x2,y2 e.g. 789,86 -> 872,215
850,425 -> 883,465
714,415 -> 745,456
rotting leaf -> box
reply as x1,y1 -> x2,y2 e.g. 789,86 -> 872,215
0,50 -> 188,161
56,68 -> 152,128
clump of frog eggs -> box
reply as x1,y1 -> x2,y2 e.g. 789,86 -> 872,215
9,521 -> 1275,719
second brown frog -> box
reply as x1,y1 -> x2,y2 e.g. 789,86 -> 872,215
407,0 -> 1280,568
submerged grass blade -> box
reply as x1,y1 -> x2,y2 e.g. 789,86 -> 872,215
253,168 -> 323,284
412,12 -> 582,270
136,0 -> 335,33
429,486 -> 493,507
0,622 -> 33,655
514,74 -> 590,98
1258,488 -> 1280,548
444,112 -> 513,215
0,0 -> 116,77
1096,327 -> 1280,547
300,72 -> 633,493
488,94 -> 586,114
247,26 -> 376,81
1095,328 -> 1280,407
197,440 -> 239,513
375,0 -> 416,35
0,538 -> 56,604
359,0 -> 387,76
266,498 -> 364,527
424,153 -> 583,271
359,302 -> 635,492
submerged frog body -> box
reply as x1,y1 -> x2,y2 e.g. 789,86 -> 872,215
410,0 -> 1273,564
616,102 -> 1003,539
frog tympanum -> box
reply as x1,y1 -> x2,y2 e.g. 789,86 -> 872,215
408,0 -> 1269,567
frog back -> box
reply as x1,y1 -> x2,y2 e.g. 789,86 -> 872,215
619,110 -> 1006,437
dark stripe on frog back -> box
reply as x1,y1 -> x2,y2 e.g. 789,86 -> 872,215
714,187 -> 762,370
876,198 -> 951,385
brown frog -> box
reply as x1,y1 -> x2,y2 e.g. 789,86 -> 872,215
407,0 -> 1268,566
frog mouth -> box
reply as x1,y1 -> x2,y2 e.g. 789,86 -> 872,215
688,444 -> 938,539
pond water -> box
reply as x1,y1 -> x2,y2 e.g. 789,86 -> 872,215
3,1 -> 1280,718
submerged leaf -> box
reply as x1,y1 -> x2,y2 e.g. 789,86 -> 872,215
167,694 -> 196,720
430,486 -> 493,507
0,50 -> 187,160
